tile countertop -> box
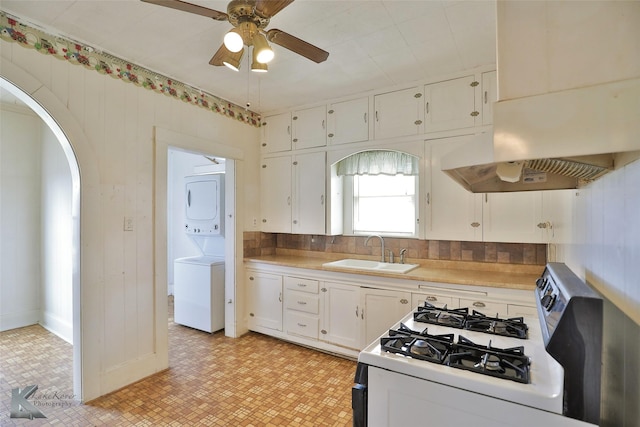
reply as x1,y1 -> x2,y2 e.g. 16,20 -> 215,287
244,251 -> 545,291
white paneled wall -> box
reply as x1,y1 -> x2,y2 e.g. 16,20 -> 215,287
562,158 -> 640,322
1,38 -> 261,400
40,122 -> 73,343
0,106 -> 42,331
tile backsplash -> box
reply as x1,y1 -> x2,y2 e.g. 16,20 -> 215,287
243,232 -> 547,265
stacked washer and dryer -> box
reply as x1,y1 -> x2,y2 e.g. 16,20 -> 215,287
173,174 -> 225,333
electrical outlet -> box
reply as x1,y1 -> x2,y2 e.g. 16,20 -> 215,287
124,216 -> 134,231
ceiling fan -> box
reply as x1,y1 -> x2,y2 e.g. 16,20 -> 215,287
141,0 -> 329,72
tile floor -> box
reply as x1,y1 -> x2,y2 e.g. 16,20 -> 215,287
0,298 -> 356,426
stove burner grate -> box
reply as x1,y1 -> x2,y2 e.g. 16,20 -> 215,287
413,303 -> 468,328
464,311 -> 529,339
445,336 -> 530,384
380,323 -> 454,364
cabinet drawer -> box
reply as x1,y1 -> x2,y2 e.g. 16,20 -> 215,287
285,312 -> 319,339
284,276 -> 319,294
412,293 -> 455,309
459,298 -> 508,317
285,291 -> 319,314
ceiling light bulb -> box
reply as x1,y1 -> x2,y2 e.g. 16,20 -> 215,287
251,47 -> 268,72
223,29 -> 244,53
252,33 -> 274,64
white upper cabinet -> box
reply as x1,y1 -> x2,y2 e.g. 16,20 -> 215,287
262,112 -> 292,153
481,70 -> 497,125
292,152 -> 326,235
483,192 -> 544,243
292,105 -> 326,150
261,152 -> 326,234
426,136 -> 483,241
424,75 -> 477,133
260,156 -> 292,232
374,86 -> 422,140
327,97 -> 369,145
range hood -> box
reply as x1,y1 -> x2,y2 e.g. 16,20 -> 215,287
442,78 -> 640,193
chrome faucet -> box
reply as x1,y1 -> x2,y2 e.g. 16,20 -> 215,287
399,248 -> 407,264
364,234 -> 385,263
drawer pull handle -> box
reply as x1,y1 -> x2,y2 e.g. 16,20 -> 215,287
297,301 -> 307,305
472,301 -> 486,308
297,323 -> 307,327
297,283 -> 307,287
426,296 -> 437,302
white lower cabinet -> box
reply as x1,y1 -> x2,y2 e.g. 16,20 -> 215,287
246,271 -> 283,331
245,264 -> 537,356
284,276 -> 320,339
320,282 -> 361,350
362,288 -> 413,345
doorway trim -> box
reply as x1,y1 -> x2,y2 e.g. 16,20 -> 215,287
153,127 -> 244,358
1,72 -> 84,399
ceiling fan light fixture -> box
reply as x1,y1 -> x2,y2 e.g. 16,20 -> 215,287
251,47 -> 268,72
252,33 -> 274,64
222,48 -> 244,71
223,28 -> 244,53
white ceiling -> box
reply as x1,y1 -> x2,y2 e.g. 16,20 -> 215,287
0,0 -> 497,114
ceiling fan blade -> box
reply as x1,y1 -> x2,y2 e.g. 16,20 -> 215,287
209,44 -> 227,66
255,0 -> 295,18
266,29 -> 329,63
141,0 -> 228,21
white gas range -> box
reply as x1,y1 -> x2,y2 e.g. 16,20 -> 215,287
353,263 -> 603,427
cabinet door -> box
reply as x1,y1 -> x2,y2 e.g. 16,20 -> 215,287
374,87 -> 422,140
541,189 -> 574,244
483,192 -> 544,243
327,97 -> 369,145
320,282 -> 361,350
262,112 -> 291,153
481,71 -> 497,125
260,156 -> 292,232
424,76 -> 476,133
362,288 -> 412,345
246,271 -> 283,331
292,105 -> 326,150
426,136 -> 483,241
292,152 -> 326,235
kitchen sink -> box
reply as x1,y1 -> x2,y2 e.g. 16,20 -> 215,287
322,258 -> 419,274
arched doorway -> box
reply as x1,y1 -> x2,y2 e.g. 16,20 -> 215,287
0,77 -> 82,399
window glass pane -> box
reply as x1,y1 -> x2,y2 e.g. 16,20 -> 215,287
353,175 -> 416,235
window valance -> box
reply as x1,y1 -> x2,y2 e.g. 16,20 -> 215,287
336,150 -> 419,176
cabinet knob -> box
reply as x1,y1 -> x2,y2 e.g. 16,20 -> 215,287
250,312 -> 255,317
261,142 -> 266,147
472,301 -> 486,308
292,116 -> 298,120
470,80 -> 480,87
262,219 -> 267,223
249,276 -> 254,280
400,299 -> 409,304
328,109 -> 334,114
471,222 -> 480,228
321,287 -> 327,292
414,120 -> 422,125
293,161 -> 298,165
426,296 -> 437,302
262,164 -> 266,168
537,222 -> 552,229
321,329 -> 327,334
328,133 -> 334,138
293,138 -> 298,142
414,93 -> 423,98
293,219 -> 298,224
470,111 -> 479,117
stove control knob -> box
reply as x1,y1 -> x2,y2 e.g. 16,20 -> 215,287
535,277 -> 546,290
541,293 -> 557,311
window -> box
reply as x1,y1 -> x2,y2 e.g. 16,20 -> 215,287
337,150 -> 419,237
